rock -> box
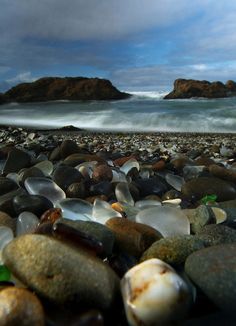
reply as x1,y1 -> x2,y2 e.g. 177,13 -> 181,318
13,194 -> 53,217
0,226 -> 14,251
185,243 -> 236,313
184,205 -> 216,234
0,177 -> 18,196
194,156 -> 215,167
0,287 -> 45,326
55,218 -> 115,257
152,159 -> 166,171
92,164 -> 113,183
164,79 -> 234,99
181,177 -> 236,202
66,181 -> 88,198
3,148 -> 31,174
106,217 -> 162,257
121,259 -> 193,326
135,177 -> 169,197
196,224 -> 236,246
4,77 -> 130,102
52,165 -> 83,191
18,167 -> 45,185
141,235 -> 205,266
63,153 -> 104,166
0,211 -> 16,232
59,139 -> 80,159
0,93 -> 6,104
0,188 -> 27,216
90,181 -> 113,197
2,234 -> 120,309
209,164 -> 236,183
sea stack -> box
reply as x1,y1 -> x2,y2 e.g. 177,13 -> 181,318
164,78 -> 236,99
3,77 -> 131,103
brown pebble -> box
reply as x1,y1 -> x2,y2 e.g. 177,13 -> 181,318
40,208 -> 62,224
85,195 -> 108,204
209,164 -> 236,183
0,211 -> 16,233
92,164 -> 113,183
0,287 -> 45,326
113,155 -> 136,167
195,156 -> 215,167
152,160 -> 165,171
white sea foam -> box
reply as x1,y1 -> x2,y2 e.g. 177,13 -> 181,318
128,91 -> 169,100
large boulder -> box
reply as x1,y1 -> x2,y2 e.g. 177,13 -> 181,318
4,77 -> 130,102
164,79 -> 236,99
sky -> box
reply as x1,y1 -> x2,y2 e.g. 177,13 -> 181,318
1,0 -> 236,92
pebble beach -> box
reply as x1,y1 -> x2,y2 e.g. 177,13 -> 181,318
1,126 -> 236,325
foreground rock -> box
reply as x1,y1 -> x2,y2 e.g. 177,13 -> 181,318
164,79 -> 236,99
2,234 -> 120,309
185,244 -> 236,314
3,77 -> 130,102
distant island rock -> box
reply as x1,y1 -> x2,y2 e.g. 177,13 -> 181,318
164,79 -> 236,99
2,77 -> 130,103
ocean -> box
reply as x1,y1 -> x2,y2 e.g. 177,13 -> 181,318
1,91 -> 236,133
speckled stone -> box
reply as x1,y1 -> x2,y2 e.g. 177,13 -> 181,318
185,243 -> 236,313
196,224 -> 236,247
106,217 -> 162,257
184,205 -> 216,234
0,287 -> 45,326
140,235 -> 205,266
181,177 -> 236,202
2,234 -> 120,309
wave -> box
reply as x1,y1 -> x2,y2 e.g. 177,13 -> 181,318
128,91 -> 169,100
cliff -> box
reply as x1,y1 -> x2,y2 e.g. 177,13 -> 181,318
164,79 -> 236,99
3,77 -> 130,103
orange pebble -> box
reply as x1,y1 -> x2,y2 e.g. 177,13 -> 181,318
40,208 -> 62,224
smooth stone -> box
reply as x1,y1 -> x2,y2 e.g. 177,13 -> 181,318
115,182 -> 134,206
152,159 -> 165,171
0,226 -> 14,251
0,287 -> 45,326
135,177 -> 169,197
18,167 -> 45,186
0,188 -> 27,217
111,169 -> 127,183
113,155 -> 135,167
3,148 -> 31,174
161,189 -> 181,200
92,164 -> 113,183
0,211 -> 16,233
136,206 -> 190,237
63,153 -> 104,167
183,165 -> 205,181
2,234 -> 120,309
209,164 -> 236,183
13,194 -> 53,217
194,156 -> 215,167
6,173 -> 20,186
59,139 -> 80,158
181,177 -> 236,202
211,207 -> 227,224
141,235 -> 205,266
184,205 -> 216,234
171,156 -> 194,170
0,177 -> 18,196
135,199 -> 162,209
185,243 -> 236,313
121,259 -> 192,326
120,158 -> 140,175
66,181 -> 88,198
57,198 -> 93,221
106,217 -> 162,257
165,173 -> 185,191
55,218 -> 115,256
16,211 -> 39,236
76,161 -> 97,178
40,208 -> 62,224
90,181 -> 113,197
34,160 -> 54,176
92,199 -> 122,224
196,224 -> 236,246
24,177 -> 66,205
52,165 -> 83,191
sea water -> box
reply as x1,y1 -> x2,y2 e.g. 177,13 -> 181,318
0,91 -> 236,133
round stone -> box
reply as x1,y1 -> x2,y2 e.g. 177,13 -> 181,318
59,139 -> 80,158
92,164 -> 113,183
13,194 -> 53,217
3,148 -> 31,174
196,224 -> 236,246
52,165 -> 83,191
0,177 -> 18,196
0,287 -> 45,325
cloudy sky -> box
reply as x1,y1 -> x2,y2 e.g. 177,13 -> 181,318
1,0 -> 236,92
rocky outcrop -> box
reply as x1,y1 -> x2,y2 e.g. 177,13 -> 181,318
4,77 -> 130,102
164,79 -> 236,99
0,93 -> 6,104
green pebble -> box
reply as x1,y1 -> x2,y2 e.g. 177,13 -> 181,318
0,265 -> 11,281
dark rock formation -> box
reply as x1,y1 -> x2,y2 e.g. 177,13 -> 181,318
164,79 -> 236,99
0,93 -> 6,104
3,77 -> 130,103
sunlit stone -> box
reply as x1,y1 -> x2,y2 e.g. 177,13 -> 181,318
111,169 -> 127,183
120,158 -> 140,175
75,161 -> 97,178
162,198 -> 182,207
165,173 -> 184,191
16,211 -> 39,236
115,182 -> 134,206
121,258 -> 192,326
135,200 -> 161,209
92,199 -> 122,224
136,206 -> 190,237
211,207 -> 227,224
24,177 -> 66,205
57,198 -> 93,221
34,160 -> 54,176
0,226 -> 14,251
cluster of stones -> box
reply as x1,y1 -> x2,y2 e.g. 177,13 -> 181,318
0,127 -> 236,325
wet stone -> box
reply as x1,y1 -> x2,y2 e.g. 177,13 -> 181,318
2,234 -> 120,309
181,177 -> 236,202
18,167 -> 45,186
66,181 -> 88,199
90,181 -> 113,197
141,235 -> 205,266
185,243 -> 236,314
52,165 -> 84,191
92,164 -> 113,183
0,287 -> 45,326
135,177 -> 169,197
0,226 -> 14,251
184,205 -> 216,234
0,177 -> 18,196
13,194 -> 53,217
3,148 -> 31,174
209,164 -> 236,183
106,217 -> 162,257
59,139 -> 80,159
40,207 -> 62,224
16,211 -> 39,236
0,211 -> 16,232
0,188 -> 27,217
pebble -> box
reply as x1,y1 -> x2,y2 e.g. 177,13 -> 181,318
106,217 -> 162,257
13,194 -> 53,217
0,211 -> 16,232
185,243 -> 236,314
2,148 -> 31,174
53,165 -> 84,191
0,177 -> 18,196
196,224 -> 236,246
92,164 -> 113,183
2,234 -> 120,309
0,287 -> 45,326
184,205 -> 216,234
